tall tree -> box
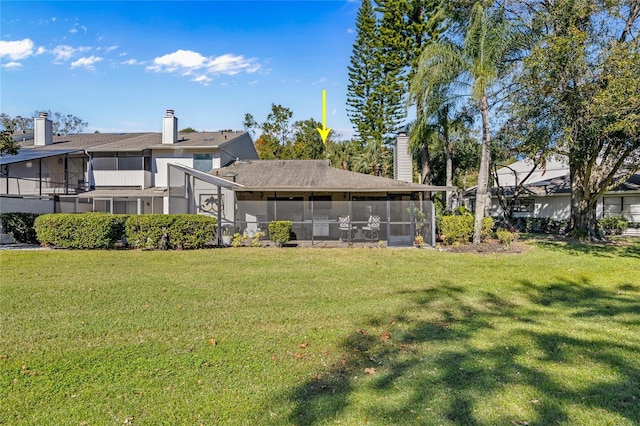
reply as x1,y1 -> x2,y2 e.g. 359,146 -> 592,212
411,2 -> 515,244
0,123 -> 20,157
291,118 -> 329,160
244,104 -> 294,159
347,0 -> 387,146
507,0 -> 640,239
376,0 -> 444,183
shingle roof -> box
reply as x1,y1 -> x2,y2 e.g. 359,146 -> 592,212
478,171 -> 640,197
211,159 -> 454,192
16,131 -> 248,152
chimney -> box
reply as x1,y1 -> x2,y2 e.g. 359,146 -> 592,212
34,112 -> 53,146
162,109 -> 178,144
394,131 -> 412,183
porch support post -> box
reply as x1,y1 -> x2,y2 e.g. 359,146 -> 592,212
137,198 -> 143,215
410,193 -> 415,240
348,193 -> 352,244
64,154 -> 69,195
386,193 -> 391,244
39,159 -> 42,196
216,184 -> 222,246
310,193 -> 314,246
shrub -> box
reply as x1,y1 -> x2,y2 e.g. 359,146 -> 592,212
231,233 -> 246,247
496,229 -> 517,249
481,217 -> 494,241
167,215 -> 217,249
440,215 -> 494,245
125,214 -> 216,249
251,231 -> 265,247
598,216 -> 629,236
35,213 -> 127,249
125,215 -> 174,249
440,215 -> 473,245
0,213 -> 40,244
268,221 -> 292,247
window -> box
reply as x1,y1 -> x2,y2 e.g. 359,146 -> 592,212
603,197 -> 622,217
193,153 -> 213,172
514,198 -> 534,213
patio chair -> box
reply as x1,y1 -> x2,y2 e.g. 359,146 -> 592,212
362,215 -> 380,242
338,215 -> 354,242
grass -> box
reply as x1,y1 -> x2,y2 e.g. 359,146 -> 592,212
1,241 -> 639,425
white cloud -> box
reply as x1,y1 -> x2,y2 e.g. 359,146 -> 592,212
147,49 -> 207,72
0,38 -> 34,60
248,80 -> 259,85
52,17 -> 56,22
70,55 -> 103,70
192,74 -> 212,85
207,53 -> 260,75
35,46 -> 46,56
332,109 -> 337,116
312,77 -> 328,86
147,49 -> 261,83
105,45 -> 118,53
51,45 -> 75,61
347,28 -> 354,34
51,44 -> 91,62
69,27 -> 78,34
2,61 -> 23,70
121,58 -> 142,65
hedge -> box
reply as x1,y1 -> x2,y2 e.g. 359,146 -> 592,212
35,213 -> 128,249
34,213 -> 216,250
0,213 -> 40,244
598,216 -> 629,236
268,221 -> 292,247
125,214 -> 217,249
440,215 -> 494,245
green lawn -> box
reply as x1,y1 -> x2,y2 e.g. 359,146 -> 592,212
1,241 -> 639,425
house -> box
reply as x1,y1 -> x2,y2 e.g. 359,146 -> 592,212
477,156 -> 640,231
0,110 -> 258,214
1,113 -> 454,246
203,159 -> 450,246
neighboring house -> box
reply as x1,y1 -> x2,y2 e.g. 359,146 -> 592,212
469,156 -> 640,229
0,110 -> 258,214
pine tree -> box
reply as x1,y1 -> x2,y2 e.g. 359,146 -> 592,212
346,0 -> 386,147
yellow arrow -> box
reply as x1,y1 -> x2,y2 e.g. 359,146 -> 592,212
317,89 -> 331,144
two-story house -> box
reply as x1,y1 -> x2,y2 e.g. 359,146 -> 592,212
0,110 -> 258,214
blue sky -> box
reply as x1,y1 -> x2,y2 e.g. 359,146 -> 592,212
1,1 -> 362,138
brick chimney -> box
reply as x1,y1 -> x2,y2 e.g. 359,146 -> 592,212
162,109 -> 178,144
34,112 -> 53,146
394,131 -> 412,183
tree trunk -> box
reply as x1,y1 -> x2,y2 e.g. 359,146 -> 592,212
569,164 -> 600,240
473,95 -> 491,245
444,121 -> 453,211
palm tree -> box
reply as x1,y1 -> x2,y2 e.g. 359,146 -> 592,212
409,2 -> 513,244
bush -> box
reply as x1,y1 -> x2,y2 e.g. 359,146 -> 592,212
598,216 -> 629,236
440,215 -> 494,245
481,217 -> 494,241
440,215 -> 473,245
0,213 -> 40,244
496,229 -> 517,249
268,221 -> 292,247
35,213 -> 127,249
125,214 -> 216,249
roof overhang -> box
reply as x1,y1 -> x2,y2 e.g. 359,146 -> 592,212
169,163 -> 245,190
0,148 -> 84,165
232,185 -> 455,193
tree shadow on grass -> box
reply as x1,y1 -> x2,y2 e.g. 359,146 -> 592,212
532,238 -> 640,259
285,279 -> 640,425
